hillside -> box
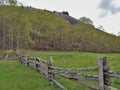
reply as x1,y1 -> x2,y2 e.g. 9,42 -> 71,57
0,60 -> 60,90
0,6 -> 120,53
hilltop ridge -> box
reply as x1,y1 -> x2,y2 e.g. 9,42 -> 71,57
54,11 -> 78,25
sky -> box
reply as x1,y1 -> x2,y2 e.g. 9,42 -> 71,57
17,0 -> 120,35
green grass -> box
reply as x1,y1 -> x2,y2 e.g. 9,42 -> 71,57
0,51 -> 120,90
0,61 -> 59,90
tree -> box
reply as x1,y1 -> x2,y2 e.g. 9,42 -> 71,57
0,0 -> 17,6
79,17 -> 93,25
0,0 -> 7,5
8,0 -> 17,6
19,16 -> 33,49
97,25 -> 105,31
62,11 -> 69,15
118,32 -> 120,36
0,6 -> 120,53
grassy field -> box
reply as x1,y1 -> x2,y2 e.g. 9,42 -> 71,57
0,51 -> 120,90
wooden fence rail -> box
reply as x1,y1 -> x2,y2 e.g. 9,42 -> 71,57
17,54 -> 120,90
110,72 -> 120,79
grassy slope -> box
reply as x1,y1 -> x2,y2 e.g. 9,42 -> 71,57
0,61 -> 59,90
29,51 -> 120,89
0,51 -> 120,90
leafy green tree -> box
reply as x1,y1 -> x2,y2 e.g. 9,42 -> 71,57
79,17 -> 93,25
0,0 -> 17,5
9,0 -> 17,6
18,16 -> 33,49
118,32 -> 120,36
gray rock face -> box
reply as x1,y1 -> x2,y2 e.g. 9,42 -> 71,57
54,12 -> 78,25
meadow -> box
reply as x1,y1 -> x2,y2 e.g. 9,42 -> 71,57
0,51 -> 120,90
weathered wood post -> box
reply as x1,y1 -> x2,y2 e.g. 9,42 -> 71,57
20,54 -> 24,64
34,57 -> 39,71
22,54 -> 25,64
47,57 -> 54,84
47,57 -> 67,90
103,57 -> 111,90
34,57 -> 37,70
35,58 -> 40,72
25,55 -> 29,66
25,55 -> 28,66
23,55 -> 26,65
98,57 -> 111,90
98,57 -> 104,90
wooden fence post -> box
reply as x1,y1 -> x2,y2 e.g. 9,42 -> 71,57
34,57 -> 40,71
26,56 -> 29,67
98,57 -> 111,90
22,54 -> 25,64
20,54 -> 24,64
25,55 -> 28,66
103,57 -> 111,90
98,57 -> 104,90
34,57 -> 37,70
47,57 -> 54,84
47,57 -> 67,90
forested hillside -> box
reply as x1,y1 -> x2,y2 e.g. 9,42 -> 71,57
0,6 -> 120,53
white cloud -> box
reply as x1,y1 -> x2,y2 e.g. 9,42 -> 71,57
98,0 -> 120,17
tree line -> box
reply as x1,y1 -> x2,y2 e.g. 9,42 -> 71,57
0,6 -> 120,53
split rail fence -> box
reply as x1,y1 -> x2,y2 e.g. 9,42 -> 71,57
17,54 -> 120,90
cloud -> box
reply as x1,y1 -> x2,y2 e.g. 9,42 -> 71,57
98,0 -> 120,17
